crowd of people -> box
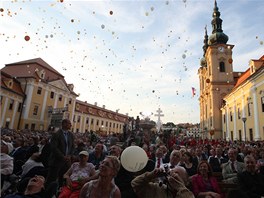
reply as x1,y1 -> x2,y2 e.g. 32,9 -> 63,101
1,119 -> 264,198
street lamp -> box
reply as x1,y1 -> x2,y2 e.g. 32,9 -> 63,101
242,117 -> 247,141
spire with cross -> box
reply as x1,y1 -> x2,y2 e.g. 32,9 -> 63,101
154,108 -> 164,133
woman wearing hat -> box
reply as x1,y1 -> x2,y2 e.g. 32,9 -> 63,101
58,151 -> 96,198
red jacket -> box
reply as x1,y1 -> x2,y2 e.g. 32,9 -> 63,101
191,174 -> 223,198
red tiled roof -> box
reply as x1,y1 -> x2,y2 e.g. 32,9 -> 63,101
233,55 -> 264,89
1,71 -> 25,96
233,69 -> 250,89
5,58 -> 63,77
75,100 -> 128,122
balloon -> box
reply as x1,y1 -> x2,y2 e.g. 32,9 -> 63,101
24,35 -> 30,41
121,146 -> 148,172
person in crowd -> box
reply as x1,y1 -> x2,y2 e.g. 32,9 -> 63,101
237,155 -> 264,198
10,138 -> 27,175
142,143 -> 151,158
192,161 -> 222,198
203,146 -> 210,160
164,150 -> 186,174
131,166 -> 194,198
45,119 -> 75,187
193,147 -> 208,167
4,175 -> 46,198
58,151 -> 96,198
182,151 -> 197,177
39,137 -> 51,168
155,134 -> 164,146
209,147 -> 227,172
257,149 -> 264,174
222,148 -> 244,183
88,143 -> 107,170
160,145 -> 170,163
109,145 -> 137,198
1,140 -> 14,188
25,136 -> 39,160
207,148 -> 216,163
79,156 -> 121,198
109,133 -> 119,146
21,152 -> 45,179
152,147 -> 166,168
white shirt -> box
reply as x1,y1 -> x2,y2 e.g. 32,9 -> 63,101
0,153 -> 13,175
21,157 -> 44,177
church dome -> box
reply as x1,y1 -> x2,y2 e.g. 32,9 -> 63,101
208,32 -> 228,45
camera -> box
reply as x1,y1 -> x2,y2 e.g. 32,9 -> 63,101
157,165 -> 169,177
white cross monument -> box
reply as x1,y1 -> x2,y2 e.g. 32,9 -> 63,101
154,108 -> 164,133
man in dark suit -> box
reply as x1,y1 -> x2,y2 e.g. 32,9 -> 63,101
209,147 -> 227,172
10,138 -> 27,174
45,119 -> 75,187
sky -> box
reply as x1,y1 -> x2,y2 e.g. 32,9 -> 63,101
1,0 -> 264,125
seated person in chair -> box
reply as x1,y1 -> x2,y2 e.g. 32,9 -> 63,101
222,148 -> 244,184
58,151 -> 96,198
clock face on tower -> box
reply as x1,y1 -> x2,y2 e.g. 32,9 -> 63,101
218,46 -> 225,52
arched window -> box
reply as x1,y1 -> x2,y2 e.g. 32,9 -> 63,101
219,61 -> 225,72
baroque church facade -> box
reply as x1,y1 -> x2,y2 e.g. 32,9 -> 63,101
199,1 -> 264,140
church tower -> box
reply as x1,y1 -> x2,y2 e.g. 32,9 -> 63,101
198,0 -> 235,139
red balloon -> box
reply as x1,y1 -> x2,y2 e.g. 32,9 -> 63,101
24,35 -> 30,41
109,10 -> 113,15
228,59 -> 233,64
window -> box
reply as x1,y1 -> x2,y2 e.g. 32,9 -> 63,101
91,118 -> 94,125
59,94 -> 62,101
230,110 -> 233,122
248,103 -> 252,116
96,120 -> 99,126
223,114 -> 226,123
50,91 -> 54,99
77,116 -> 80,123
113,123 -> 115,128
261,96 -> 264,112
101,120 -> 104,126
116,124 -> 118,129
9,99 -> 14,110
237,107 -> 241,119
5,121 -> 10,128
17,102 -> 22,112
219,62 -> 225,72
110,122 -> 112,128
31,123 -> 36,131
37,87 -> 42,95
69,98 -> 72,105
106,121 -> 108,127
86,118 -> 89,124
33,105 -> 39,115
249,128 -> 253,141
